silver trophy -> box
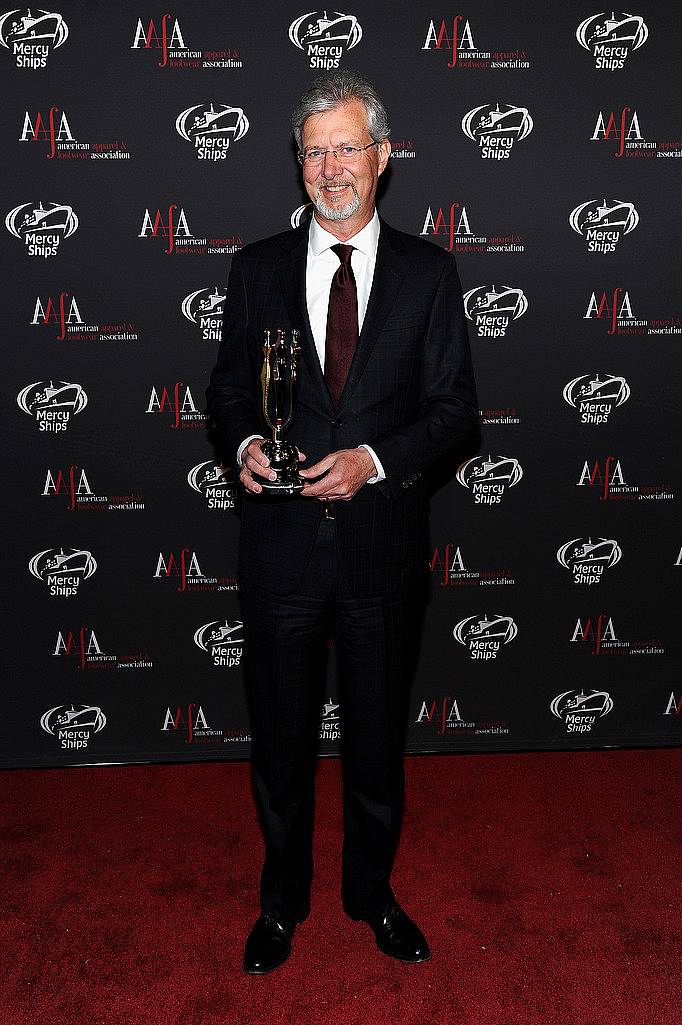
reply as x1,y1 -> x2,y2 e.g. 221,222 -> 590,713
259,328 -> 304,495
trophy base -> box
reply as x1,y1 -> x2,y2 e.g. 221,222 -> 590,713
259,439 -> 304,497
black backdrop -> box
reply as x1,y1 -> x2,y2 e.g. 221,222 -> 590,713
2,2 -> 680,768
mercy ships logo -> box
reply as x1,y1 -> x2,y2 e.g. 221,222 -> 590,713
576,12 -> 647,69
289,11 -> 361,68
29,547 -> 97,597
551,689 -> 613,733
187,460 -> 235,510
5,199 -> 78,256
181,287 -> 225,340
463,285 -> 527,337
0,8 -> 68,68
569,198 -> 638,253
461,103 -> 533,158
17,379 -> 87,431
556,537 -> 622,585
194,620 -> 243,667
41,704 -> 106,749
563,373 -> 630,424
454,614 -> 517,660
175,103 -> 249,161
457,455 -> 523,504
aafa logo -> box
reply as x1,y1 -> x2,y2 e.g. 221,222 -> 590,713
5,200 -> 78,256
139,205 -> 192,253
54,627 -> 102,669
415,696 -> 463,734
584,288 -> 634,334
43,465 -> 93,510
31,292 -> 84,340
19,106 -> 73,157
289,11 -> 361,68
0,8 -> 68,68
576,12 -> 647,69
551,689 -> 613,733
422,16 -> 476,66
592,107 -> 643,156
29,547 -> 97,597
17,380 -> 87,431
131,14 -> 185,67
577,456 -> 627,501
41,704 -> 106,749
187,460 -> 235,510
146,383 -> 203,429
556,537 -> 622,585
453,614 -> 517,659
175,103 -> 249,161
181,287 -> 225,340
194,620 -> 243,667
463,284 -> 527,337
569,198 -> 638,253
457,455 -> 523,504
461,103 -> 533,158
563,372 -> 630,424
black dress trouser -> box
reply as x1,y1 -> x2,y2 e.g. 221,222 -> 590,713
239,509 -> 425,925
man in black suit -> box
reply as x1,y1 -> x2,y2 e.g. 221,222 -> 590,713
206,71 -> 477,974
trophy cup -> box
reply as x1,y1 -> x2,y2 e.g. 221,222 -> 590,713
259,328 -> 304,495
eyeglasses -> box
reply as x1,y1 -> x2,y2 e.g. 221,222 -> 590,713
297,141 -> 380,166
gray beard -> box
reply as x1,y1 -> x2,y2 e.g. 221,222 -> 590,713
314,184 -> 361,221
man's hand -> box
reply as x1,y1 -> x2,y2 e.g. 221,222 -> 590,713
299,448 -> 377,501
240,438 -> 306,495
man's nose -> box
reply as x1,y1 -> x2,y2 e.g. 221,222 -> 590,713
321,149 -> 343,178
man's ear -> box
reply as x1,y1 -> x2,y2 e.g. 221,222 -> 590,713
377,139 -> 391,175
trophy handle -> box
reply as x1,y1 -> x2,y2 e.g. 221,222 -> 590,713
261,329 -> 276,436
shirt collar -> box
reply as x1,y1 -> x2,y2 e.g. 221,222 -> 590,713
308,208 -> 380,259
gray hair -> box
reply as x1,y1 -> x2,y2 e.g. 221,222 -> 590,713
292,71 -> 391,151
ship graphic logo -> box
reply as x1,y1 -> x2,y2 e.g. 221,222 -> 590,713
457,455 -> 523,489
194,620 -> 244,652
550,689 -> 613,732
0,7 -> 69,49
454,614 -> 517,659
321,698 -> 340,721
576,12 -> 648,54
563,373 -> 630,418
175,103 -> 249,150
463,285 -> 528,336
182,286 -> 225,325
29,546 -> 97,582
291,203 -> 314,229
187,460 -> 233,495
17,379 -> 87,416
5,200 -> 78,239
570,198 -> 638,237
289,10 -> 362,50
461,103 -> 533,150
41,703 -> 106,735
557,537 -> 622,582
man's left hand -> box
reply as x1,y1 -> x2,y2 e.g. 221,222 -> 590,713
299,448 -> 376,501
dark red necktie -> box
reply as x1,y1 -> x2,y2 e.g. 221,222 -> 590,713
324,243 -> 358,407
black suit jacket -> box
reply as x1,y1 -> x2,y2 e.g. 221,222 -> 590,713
206,215 -> 478,597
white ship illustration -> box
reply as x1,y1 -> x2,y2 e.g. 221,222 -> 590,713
196,288 -> 225,314
468,615 -> 514,640
29,380 -> 82,411
583,199 -> 634,229
471,287 -> 524,315
588,12 -> 644,46
575,374 -> 626,402
207,621 -> 243,646
6,9 -> 62,43
469,456 -> 517,483
301,12 -> 357,44
197,464 -> 228,489
563,690 -> 611,714
43,548 -> 91,575
321,700 -> 340,719
571,538 -> 618,565
475,104 -> 526,136
190,104 -> 239,136
21,202 -> 72,233
53,705 -> 101,728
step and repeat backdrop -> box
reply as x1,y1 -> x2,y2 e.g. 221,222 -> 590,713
2,3 -> 680,768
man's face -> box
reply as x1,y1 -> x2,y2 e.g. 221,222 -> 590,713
300,99 -> 390,235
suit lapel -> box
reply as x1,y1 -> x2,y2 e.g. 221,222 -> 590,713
277,220 -> 335,414
337,220 -> 407,411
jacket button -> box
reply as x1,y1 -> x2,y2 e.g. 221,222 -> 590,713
331,418 -> 342,428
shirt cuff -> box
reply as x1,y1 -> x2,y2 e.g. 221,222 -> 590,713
358,444 -> 386,484
237,434 -> 265,466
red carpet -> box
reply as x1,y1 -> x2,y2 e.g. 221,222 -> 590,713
0,749 -> 678,1025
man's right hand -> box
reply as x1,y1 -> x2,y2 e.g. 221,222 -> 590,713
239,438 -> 306,494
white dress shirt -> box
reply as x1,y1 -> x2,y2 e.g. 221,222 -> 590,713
237,209 -> 386,484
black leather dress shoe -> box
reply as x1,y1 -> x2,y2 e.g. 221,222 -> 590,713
243,914 -> 296,974
352,902 -> 431,963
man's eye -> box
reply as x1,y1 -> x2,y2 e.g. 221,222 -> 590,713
341,146 -> 357,156
307,149 -> 323,159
